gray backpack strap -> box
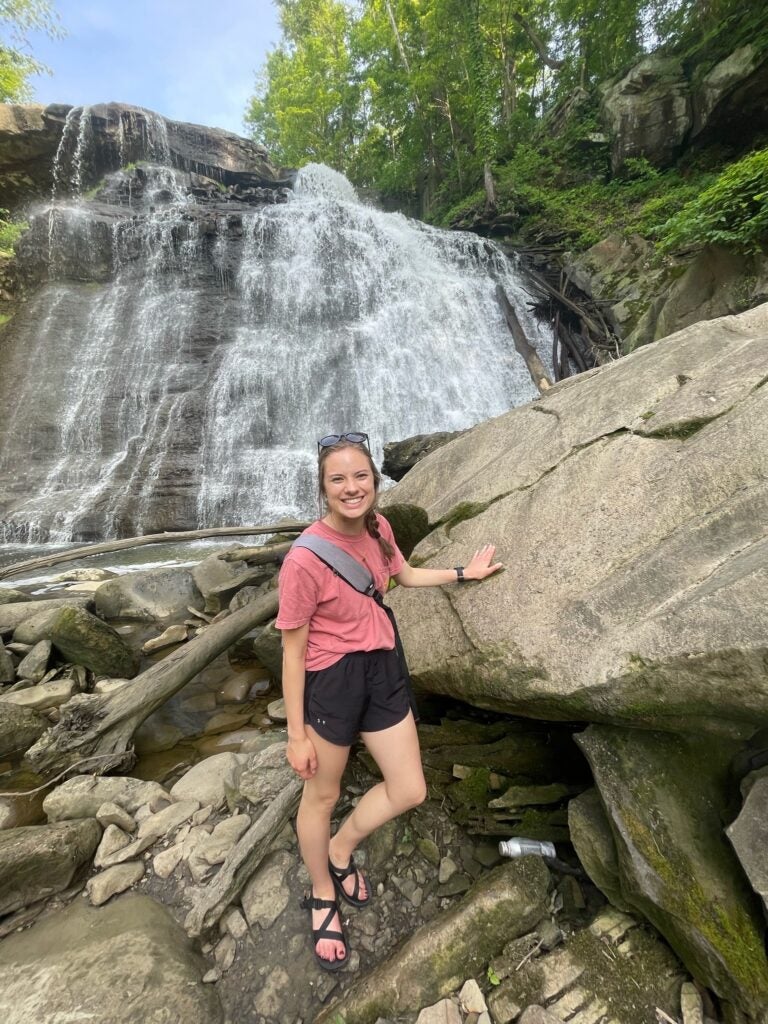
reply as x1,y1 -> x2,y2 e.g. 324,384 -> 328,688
292,535 -> 377,596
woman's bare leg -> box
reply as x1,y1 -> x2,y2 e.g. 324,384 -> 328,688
297,725 -> 350,964
329,712 -> 426,886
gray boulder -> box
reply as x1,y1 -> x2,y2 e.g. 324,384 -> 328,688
383,430 -> 467,481
0,590 -> 30,606
577,725 -> 768,1020
16,639 -> 51,682
600,54 -> 691,172
43,775 -> 171,822
384,304 -> 768,736
568,788 -> 631,913
47,605 -> 139,677
0,638 -> 14,683
0,893 -> 224,1023
95,566 -> 204,622
0,704 -> 48,760
191,549 -> 249,613
0,597 -> 92,632
727,773 -> 768,921
0,817 -> 101,915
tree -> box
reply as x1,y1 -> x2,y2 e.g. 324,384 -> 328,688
0,0 -> 62,102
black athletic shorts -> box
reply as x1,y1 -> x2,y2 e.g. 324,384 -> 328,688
304,647 -> 411,747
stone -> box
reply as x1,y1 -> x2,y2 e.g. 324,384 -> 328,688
680,981 -> 705,1024
52,568 -> 117,582
134,718 -> 185,754
0,589 -> 31,605
43,775 -> 171,822
223,908 -> 248,939
153,843 -> 184,878
196,813 -> 251,865
415,999 -> 461,1024
44,605 -> 138,677
0,597 -> 93,632
0,638 -> 15,683
15,639 -> 51,682
267,697 -> 286,721
315,858 -> 549,1023
87,860 -> 144,905
192,549 -> 249,612
577,725 -> 768,1020
94,823 -> 132,867
383,432 -> 466,482
252,620 -> 283,678
0,817 -> 102,915
383,304 -> 768,737
518,1008 -> 571,1024
0,677 -> 76,711
238,741 -> 295,807
92,677 -> 132,695
241,849 -> 292,929
0,891 -> 224,1022
0,703 -> 47,760
214,933 -> 236,971
95,566 -> 204,622
600,54 -> 691,172
170,752 -> 244,809
253,965 -> 291,1018
568,788 -> 631,913
137,799 -> 200,841
217,673 -> 254,703
416,836 -> 441,866
141,623 -> 188,652
726,773 -> 768,919
438,856 -> 458,884
459,978 -> 487,1013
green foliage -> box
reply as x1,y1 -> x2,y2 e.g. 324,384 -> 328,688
656,149 -> 768,255
487,964 -> 501,986
0,209 -> 27,256
0,0 -> 62,102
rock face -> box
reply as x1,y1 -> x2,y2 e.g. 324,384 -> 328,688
0,893 -> 224,1024
0,101 -> 289,210
576,726 -> 768,1021
95,567 -> 203,622
384,303 -> 768,736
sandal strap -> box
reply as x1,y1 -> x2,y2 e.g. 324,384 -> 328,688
302,894 -> 346,947
329,855 -> 362,900
301,895 -> 338,912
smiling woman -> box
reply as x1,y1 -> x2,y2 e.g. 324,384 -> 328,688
275,433 -> 503,971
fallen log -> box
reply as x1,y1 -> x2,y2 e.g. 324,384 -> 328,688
217,540 -> 294,564
24,590 -> 280,777
496,284 -> 553,393
184,753 -> 301,936
0,523 -> 310,582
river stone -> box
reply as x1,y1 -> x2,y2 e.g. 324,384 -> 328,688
577,725 -> 768,1020
191,549 -> 248,612
726,774 -> 768,920
0,703 -> 47,759
0,892 -> 224,1023
45,605 -> 139,677
86,859 -> 145,906
0,817 -> 102,915
315,858 -> 549,1024
415,1000 -> 461,1024
252,619 -> 283,677
568,788 -> 631,913
170,751 -> 244,808
238,741 -> 295,807
0,638 -> 15,683
43,775 -> 171,822
142,623 -> 188,652
16,639 -> 51,682
0,677 -> 76,711
0,590 -> 31,606
95,566 -> 204,622
0,597 -> 93,632
241,850 -> 292,929
383,304 -> 768,736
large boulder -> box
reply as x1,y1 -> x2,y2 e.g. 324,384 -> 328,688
383,304 -> 768,736
577,725 -> 768,1022
0,818 -> 101,915
600,54 -> 691,172
0,893 -> 224,1023
727,773 -> 768,921
95,566 -> 203,623
47,605 -> 139,677
0,596 -> 93,632
43,775 -> 171,822
691,45 -> 768,145
0,704 -> 48,760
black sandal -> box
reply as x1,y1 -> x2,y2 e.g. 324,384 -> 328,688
300,894 -> 348,971
328,854 -> 371,908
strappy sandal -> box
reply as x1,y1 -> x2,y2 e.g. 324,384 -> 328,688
328,854 -> 371,908
299,894 -> 348,972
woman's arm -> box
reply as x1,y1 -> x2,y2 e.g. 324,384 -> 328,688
281,623 -> 317,780
394,543 -> 503,588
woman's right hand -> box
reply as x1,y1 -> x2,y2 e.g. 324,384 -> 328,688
286,735 -> 318,780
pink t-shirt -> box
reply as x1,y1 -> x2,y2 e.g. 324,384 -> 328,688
276,514 -> 405,671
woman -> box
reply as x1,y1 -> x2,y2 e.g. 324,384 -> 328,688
276,432 -> 502,970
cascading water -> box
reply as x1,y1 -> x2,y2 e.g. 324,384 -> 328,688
0,111 -> 553,545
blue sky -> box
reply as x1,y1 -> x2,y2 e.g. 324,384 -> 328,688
26,0 -> 281,136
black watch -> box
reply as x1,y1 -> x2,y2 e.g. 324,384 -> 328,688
454,566 -> 466,583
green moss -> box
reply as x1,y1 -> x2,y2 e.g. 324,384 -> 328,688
450,767 -> 491,809
439,500 -> 489,534
379,502 -> 430,558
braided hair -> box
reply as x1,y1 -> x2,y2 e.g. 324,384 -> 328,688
318,439 -> 395,561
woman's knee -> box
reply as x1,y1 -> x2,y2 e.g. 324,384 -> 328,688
389,775 -> 427,813
302,781 -> 341,813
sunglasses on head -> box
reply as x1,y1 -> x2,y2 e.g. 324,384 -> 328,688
317,432 -> 370,454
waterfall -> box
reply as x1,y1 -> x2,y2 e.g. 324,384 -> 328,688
0,123 -> 553,544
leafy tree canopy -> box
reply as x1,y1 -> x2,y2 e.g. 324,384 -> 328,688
0,0 -> 62,103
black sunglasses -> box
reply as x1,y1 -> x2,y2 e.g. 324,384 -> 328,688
317,432 -> 370,454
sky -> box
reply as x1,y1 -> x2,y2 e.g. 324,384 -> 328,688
25,0 -> 282,136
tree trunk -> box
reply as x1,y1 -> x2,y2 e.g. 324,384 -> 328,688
495,284 -> 552,393
0,524 -> 308,582
24,590 -> 280,777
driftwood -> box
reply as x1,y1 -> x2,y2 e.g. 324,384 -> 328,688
496,284 -> 553,393
218,540 -> 294,564
24,589 -> 280,777
0,523 -> 310,582
184,773 -> 302,936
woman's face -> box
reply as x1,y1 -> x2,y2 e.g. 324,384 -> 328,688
322,446 -> 376,527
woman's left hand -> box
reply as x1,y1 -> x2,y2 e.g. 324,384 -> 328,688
465,543 -> 504,581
